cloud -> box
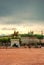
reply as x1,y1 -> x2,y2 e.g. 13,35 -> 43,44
0,15 -> 44,28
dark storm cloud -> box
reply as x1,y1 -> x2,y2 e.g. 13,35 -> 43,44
0,0 -> 44,24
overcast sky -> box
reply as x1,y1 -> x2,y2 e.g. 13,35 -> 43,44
0,0 -> 44,34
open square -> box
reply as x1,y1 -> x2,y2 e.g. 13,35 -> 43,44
0,48 -> 44,65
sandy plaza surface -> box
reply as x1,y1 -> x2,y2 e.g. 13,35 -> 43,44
0,48 -> 44,65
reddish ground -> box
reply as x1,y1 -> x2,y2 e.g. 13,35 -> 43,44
0,48 -> 44,65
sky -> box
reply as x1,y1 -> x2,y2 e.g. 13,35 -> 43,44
0,0 -> 44,35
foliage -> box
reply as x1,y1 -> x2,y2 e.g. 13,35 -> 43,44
0,37 -> 10,43
20,34 -> 33,37
34,34 -> 43,39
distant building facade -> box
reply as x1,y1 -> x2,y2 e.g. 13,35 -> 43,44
41,39 -> 44,43
10,35 -> 44,47
21,37 -> 29,44
21,36 -> 40,45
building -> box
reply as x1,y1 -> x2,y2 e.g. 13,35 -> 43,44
21,37 -> 29,45
29,36 -> 39,44
21,36 -> 39,45
41,39 -> 44,43
11,39 -> 20,47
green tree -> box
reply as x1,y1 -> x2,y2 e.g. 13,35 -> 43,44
36,35 -> 43,44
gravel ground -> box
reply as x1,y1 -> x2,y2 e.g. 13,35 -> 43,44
0,48 -> 44,65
